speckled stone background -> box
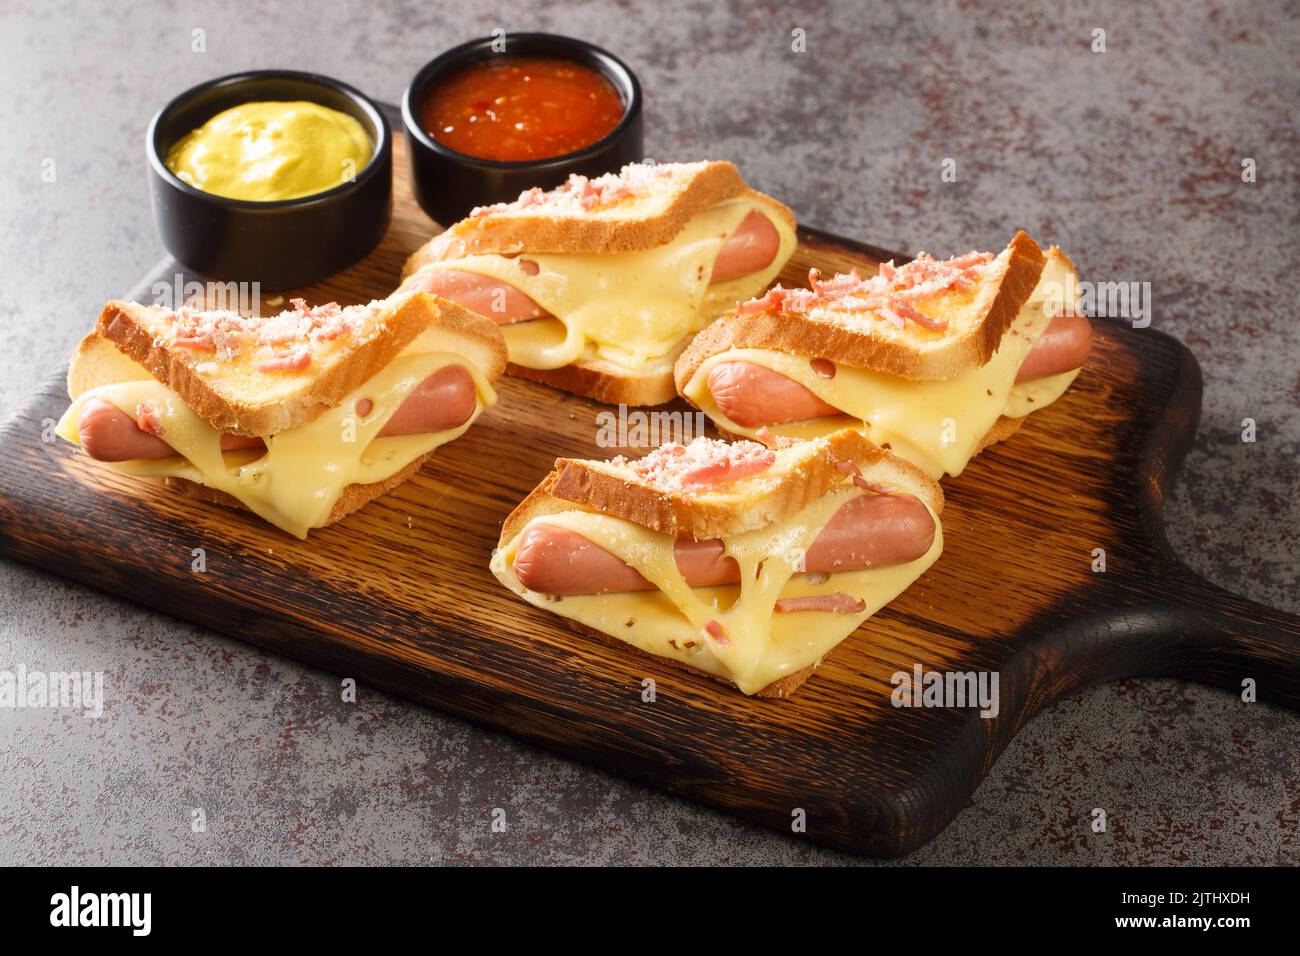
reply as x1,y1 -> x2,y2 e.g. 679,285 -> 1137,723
0,0 -> 1296,865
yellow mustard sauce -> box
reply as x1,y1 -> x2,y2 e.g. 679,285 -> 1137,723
165,101 -> 373,202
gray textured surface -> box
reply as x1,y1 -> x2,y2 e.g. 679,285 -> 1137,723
0,0 -> 1296,865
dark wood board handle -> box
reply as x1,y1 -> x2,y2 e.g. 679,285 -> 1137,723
1123,565 -> 1300,703
1104,320 -> 1300,707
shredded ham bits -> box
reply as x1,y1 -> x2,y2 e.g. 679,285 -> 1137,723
256,345 -> 312,373
622,436 -> 776,490
171,333 -> 215,350
161,298 -> 386,373
470,161 -> 697,217
831,456 -> 896,496
775,592 -> 867,614
852,475 -> 896,495
679,452 -> 775,486
134,400 -> 163,437
739,250 -> 994,332
753,427 -> 798,450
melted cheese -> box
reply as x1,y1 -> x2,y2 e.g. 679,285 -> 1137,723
1003,368 -> 1079,418
491,484 -> 942,695
683,288 -> 1081,479
56,348 -> 497,538
421,196 -> 798,372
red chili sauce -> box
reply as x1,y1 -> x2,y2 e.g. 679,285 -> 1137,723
421,56 -> 625,162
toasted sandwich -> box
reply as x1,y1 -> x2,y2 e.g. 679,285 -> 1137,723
57,291 -> 507,538
490,428 -> 943,697
674,231 -> 1092,478
398,161 -> 798,406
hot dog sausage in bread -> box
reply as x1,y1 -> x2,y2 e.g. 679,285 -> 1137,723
76,364 -> 479,462
402,211 -> 782,326
511,491 -> 935,595
706,313 -> 1094,427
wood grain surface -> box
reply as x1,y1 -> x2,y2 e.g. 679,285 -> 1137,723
1,130 -> 1297,857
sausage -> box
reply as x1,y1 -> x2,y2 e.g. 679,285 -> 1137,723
403,266 -> 549,326
355,364 -> 478,436
802,492 -> 936,569
78,399 -> 179,461
402,211 -> 781,326
1014,313 -> 1093,383
511,492 -> 935,595
221,435 -> 266,451
76,365 -> 478,462
76,399 -> 266,462
707,361 -> 841,427
710,210 -> 780,283
707,315 -> 1095,427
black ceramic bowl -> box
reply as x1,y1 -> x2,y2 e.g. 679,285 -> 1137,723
402,34 -> 643,225
147,70 -> 391,290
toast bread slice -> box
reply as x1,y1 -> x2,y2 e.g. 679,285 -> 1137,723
505,351 -> 679,407
88,292 -> 506,436
675,231 -> 1048,388
975,415 -> 1024,454
523,428 -> 942,543
68,293 -> 506,530
401,163 -> 794,273
496,430 -> 941,697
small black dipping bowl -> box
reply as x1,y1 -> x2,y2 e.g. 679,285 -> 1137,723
147,70 -> 391,290
402,34 -> 643,225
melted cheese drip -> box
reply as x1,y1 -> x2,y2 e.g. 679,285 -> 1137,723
1003,368 -> 1079,417
56,351 -> 497,538
420,196 -> 798,372
491,484 -> 942,695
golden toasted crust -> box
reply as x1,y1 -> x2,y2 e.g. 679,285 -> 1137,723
1043,245 -> 1079,289
959,230 -> 1047,372
67,330 -> 158,398
498,472 -> 571,547
415,298 -> 510,384
974,415 -> 1024,454
549,430 -> 872,541
164,451 -> 434,529
675,231 -> 1047,387
93,293 -> 504,436
525,429 -> 942,542
401,162 -> 763,274
506,354 -> 678,407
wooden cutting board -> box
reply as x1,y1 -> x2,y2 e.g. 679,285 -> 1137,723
2,126 -> 1297,857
